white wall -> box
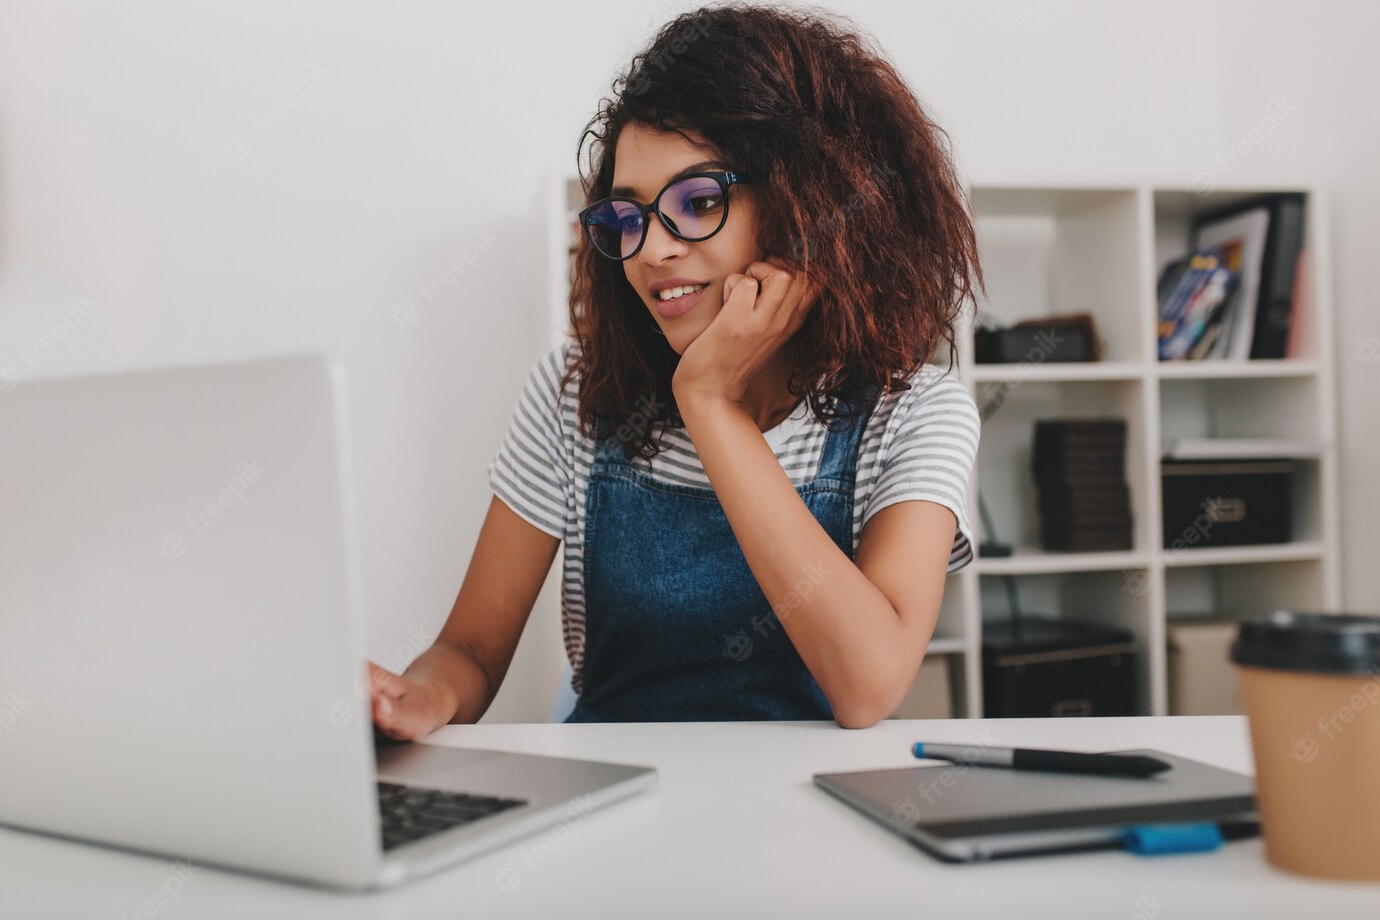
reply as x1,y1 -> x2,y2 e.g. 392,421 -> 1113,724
1213,0 -> 1380,620
1,0 -> 1374,722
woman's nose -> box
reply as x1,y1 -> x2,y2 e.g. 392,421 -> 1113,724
638,210 -> 689,264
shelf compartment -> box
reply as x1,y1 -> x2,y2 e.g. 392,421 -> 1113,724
1151,186 -> 1319,363
1164,558 -> 1329,618
1157,455 -> 1324,547
974,377 -> 1151,555
979,570 -> 1159,717
970,187 -> 1146,364
1159,375 -> 1323,445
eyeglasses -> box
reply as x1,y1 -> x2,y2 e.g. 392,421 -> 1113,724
579,171 -> 751,261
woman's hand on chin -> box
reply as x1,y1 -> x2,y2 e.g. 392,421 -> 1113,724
671,258 -> 817,408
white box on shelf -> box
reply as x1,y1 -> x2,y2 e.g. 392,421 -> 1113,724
1167,620 -> 1243,715
889,653 -> 953,720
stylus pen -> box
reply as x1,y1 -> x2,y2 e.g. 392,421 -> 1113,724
912,743 -> 1172,777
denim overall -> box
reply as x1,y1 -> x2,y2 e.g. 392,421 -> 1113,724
565,392 -> 877,722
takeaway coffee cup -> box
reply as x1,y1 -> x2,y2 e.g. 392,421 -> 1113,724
1231,610 -> 1380,881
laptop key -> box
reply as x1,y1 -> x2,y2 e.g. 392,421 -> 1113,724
377,782 -> 528,852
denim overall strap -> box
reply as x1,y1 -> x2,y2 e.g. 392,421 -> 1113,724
569,391 -> 877,722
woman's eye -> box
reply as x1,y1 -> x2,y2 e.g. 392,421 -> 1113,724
688,194 -> 723,214
618,213 -> 644,232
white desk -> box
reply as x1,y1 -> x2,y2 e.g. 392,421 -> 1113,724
3,717 -> 1377,919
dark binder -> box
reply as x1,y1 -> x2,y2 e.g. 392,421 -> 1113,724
1192,193 -> 1306,360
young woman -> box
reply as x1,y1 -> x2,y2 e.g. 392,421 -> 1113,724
369,4 -> 981,734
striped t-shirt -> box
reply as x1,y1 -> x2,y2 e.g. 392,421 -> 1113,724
486,340 -> 980,694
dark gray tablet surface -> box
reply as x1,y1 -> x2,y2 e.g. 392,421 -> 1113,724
814,749 -> 1256,862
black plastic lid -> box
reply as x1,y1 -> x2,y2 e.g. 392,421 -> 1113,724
1231,611 -> 1380,675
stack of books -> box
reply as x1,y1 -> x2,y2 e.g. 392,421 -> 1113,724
1033,419 -> 1133,552
1156,248 -> 1240,360
1156,193 -> 1307,361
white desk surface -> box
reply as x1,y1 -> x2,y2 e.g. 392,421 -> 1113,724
4,716 -> 1377,919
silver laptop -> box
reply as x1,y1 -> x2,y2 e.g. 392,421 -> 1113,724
0,355 -> 655,890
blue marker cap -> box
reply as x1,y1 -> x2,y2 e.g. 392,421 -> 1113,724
1123,823 -> 1223,855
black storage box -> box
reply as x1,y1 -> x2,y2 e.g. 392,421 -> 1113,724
974,323 -> 1096,363
982,618 -> 1138,718
1161,458 -> 1294,548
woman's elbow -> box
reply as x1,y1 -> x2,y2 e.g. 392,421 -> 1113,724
833,710 -> 883,730
830,692 -> 895,729
826,639 -> 929,728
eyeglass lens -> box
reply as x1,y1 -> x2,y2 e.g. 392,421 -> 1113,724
584,175 -> 729,259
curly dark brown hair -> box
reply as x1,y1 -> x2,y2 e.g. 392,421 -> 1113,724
565,2 -> 982,459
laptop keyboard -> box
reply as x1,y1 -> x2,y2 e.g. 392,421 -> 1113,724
377,781 -> 528,851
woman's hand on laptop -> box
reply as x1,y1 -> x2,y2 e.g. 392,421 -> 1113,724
368,661 -> 444,741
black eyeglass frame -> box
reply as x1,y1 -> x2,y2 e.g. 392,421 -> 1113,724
578,170 -> 752,261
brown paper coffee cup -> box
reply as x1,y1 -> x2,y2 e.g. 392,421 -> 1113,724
1232,611 -> 1380,881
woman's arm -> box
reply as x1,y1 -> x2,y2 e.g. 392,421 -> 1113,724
370,495 -> 560,739
671,262 -> 968,729
677,396 -> 954,729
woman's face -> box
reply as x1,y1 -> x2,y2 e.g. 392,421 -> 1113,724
612,123 -> 762,355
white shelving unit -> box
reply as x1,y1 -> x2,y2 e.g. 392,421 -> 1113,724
547,171 -> 1342,719
947,179 -> 1342,718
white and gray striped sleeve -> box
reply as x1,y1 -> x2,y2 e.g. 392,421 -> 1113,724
864,372 -> 980,571
486,343 -> 574,541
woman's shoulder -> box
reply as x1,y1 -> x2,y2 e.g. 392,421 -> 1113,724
522,338 -> 583,407
875,362 -> 977,430
536,336 -> 580,379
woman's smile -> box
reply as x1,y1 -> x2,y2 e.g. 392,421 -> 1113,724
651,280 -> 711,319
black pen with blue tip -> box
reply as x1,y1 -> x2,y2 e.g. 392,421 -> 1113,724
913,742 -> 1173,778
